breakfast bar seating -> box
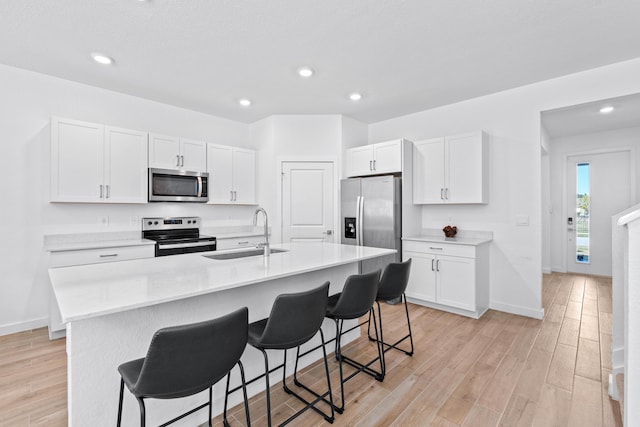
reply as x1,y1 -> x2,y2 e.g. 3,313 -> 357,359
323,270 -> 384,412
367,259 -> 414,376
116,307 -> 251,427
243,282 -> 335,427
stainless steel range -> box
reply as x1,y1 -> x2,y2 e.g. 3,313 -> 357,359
142,217 -> 216,257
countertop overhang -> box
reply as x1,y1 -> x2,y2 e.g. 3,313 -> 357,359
49,242 -> 395,323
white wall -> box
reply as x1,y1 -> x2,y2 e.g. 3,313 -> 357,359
368,58 -> 640,318
548,126 -> 640,272
0,64 -> 250,334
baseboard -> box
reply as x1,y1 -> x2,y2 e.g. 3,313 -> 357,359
0,317 -> 48,337
542,267 -> 552,274
489,301 -> 545,319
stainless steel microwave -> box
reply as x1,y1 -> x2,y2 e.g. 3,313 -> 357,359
148,168 -> 209,202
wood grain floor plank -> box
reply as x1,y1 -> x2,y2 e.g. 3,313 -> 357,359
557,317 -> 580,347
568,375 -> 603,427
547,343 -> 577,391
575,338 -> 601,381
580,314 -> 600,341
533,320 -> 561,353
532,384 -> 572,427
461,404 -> 500,427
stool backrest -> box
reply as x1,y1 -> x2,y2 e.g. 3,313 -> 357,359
258,282 -> 329,349
328,270 -> 380,319
377,259 -> 412,301
134,307 -> 248,399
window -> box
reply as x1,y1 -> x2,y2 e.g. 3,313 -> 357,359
576,163 -> 590,263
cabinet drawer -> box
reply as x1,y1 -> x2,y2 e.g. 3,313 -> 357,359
50,245 -> 154,267
403,240 -> 476,258
216,237 -> 262,251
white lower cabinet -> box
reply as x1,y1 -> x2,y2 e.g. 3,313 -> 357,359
403,239 -> 490,318
48,244 -> 154,339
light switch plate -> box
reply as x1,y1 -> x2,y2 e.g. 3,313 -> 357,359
516,215 -> 529,226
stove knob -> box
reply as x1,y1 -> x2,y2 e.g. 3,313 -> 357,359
154,221 -> 158,225
147,221 -> 152,226
187,220 -> 192,224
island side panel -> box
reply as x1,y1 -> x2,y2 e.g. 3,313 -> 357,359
66,262 -> 358,427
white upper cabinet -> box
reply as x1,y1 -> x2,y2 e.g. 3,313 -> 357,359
51,117 -> 147,203
207,143 -> 256,204
148,134 -> 207,171
413,131 -> 488,204
346,139 -> 403,177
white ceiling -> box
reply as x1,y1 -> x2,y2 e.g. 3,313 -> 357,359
1,0 -> 639,124
542,93 -> 640,139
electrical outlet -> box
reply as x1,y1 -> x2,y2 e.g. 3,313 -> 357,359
99,215 -> 109,226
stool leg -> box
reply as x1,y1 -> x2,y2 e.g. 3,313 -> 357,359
319,329 -> 335,422
208,386 -> 213,427
117,378 -> 125,427
223,373 -> 231,427
259,349 -> 272,427
238,361 -> 251,427
375,301 -> 386,377
135,396 -> 146,427
403,294 -> 415,356
334,319 -> 346,413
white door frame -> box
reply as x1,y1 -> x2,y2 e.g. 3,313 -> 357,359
277,156 -> 340,243
560,146 -> 636,272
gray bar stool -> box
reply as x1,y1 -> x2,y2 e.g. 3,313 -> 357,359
324,270 -> 383,412
116,307 -> 250,427
245,282 -> 334,427
367,258 -> 414,376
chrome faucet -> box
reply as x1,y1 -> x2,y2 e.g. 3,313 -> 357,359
253,207 -> 270,257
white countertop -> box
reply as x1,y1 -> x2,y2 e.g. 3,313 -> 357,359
49,242 -> 395,323
403,234 -> 492,246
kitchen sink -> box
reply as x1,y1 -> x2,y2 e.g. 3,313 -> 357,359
203,248 -> 288,260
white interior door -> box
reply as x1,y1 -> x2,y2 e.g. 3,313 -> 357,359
566,151 -> 632,275
282,161 -> 335,243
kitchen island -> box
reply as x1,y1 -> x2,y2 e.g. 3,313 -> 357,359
49,242 -> 395,427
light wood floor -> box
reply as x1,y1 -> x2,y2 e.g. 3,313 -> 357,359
0,273 -> 622,426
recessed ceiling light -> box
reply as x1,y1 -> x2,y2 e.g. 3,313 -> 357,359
599,106 -> 614,114
298,67 -> 314,78
239,98 -> 252,107
91,53 -> 114,65
349,93 -> 363,101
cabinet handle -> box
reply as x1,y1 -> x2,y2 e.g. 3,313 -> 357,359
233,191 -> 236,201
99,185 -> 103,198
440,188 -> 444,200
445,188 -> 449,200
106,185 -> 110,199
181,155 -> 184,167
237,241 -> 249,246
437,259 -> 440,271
373,159 -> 376,170
429,246 -> 443,250
369,160 -> 373,171
99,253 -> 118,258
431,258 -> 435,271
230,191 -> 234,201
176,154 -> 180,167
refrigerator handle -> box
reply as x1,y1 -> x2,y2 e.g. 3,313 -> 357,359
357,195 -> 364,246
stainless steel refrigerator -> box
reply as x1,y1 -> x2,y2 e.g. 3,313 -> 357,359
341,175 -> 401,275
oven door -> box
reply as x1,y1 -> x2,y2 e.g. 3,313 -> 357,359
148,168 -> 209,202
155,238 -> 217,256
